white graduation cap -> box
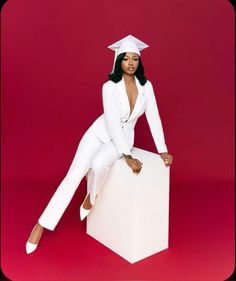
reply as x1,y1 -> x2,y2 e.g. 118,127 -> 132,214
108,34 -> 149,73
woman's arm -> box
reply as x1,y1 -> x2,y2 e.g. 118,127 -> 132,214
145,81 -> 173,166
145,81 -> 168,153
102,82 -> 131,156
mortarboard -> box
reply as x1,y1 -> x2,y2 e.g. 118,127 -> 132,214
108,34 -> 149,73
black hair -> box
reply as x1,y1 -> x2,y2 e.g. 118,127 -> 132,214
108,52 -> 147,86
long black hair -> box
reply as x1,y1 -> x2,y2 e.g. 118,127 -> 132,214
108,52 -> 147,86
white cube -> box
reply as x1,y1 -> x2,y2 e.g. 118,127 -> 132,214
86,147 -> 170,264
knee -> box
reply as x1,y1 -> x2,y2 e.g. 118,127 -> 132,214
90,160 -> 110,174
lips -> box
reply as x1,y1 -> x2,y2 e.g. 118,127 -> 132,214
128,68 -> 135,71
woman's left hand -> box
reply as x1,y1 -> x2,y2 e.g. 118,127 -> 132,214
160,152 -> 173,167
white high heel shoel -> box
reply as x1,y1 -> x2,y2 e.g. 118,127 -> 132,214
80,193 -> 92,221
25,225 -> 40,254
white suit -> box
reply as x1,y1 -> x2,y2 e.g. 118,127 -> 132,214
38,75 -> 168,231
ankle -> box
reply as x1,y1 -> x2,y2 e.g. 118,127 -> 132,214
28,223 -> 44,244
83,194 -> 92,210
83,201 -> 92,210
36,223 -> 44,230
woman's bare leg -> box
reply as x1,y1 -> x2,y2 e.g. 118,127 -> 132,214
82,194 -> 93,210
27,223 -> 44,245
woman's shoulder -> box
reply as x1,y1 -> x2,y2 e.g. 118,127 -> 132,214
143,79 -> 153,89
102,79 -> 115,88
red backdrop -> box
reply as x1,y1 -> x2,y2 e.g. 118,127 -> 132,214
1,0 -> 235,280
1,0 -> 234,184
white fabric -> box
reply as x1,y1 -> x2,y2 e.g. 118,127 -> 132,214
90,76 -> 168,155
38,128 -> 120,231
108,35 -> 149,52
38,76 -> 168,231
87,147 -> 170,263
117,41 -> 140,56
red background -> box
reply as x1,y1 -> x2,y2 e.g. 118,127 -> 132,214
1,0 -> 235,280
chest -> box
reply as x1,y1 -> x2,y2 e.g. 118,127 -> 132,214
125,84 -> 138,112
115,84 -> 148,120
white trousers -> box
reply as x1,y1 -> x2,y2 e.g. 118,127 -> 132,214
38,127 -> 121,231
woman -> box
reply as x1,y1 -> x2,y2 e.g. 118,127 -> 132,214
26,35 -> 173,254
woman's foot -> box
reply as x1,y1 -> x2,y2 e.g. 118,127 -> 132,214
80,193 -> 93,220
26,223 -> 44,254
82,193 -> 93,210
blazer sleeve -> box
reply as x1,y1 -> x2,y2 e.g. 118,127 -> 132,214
145,81 -> 168,153
102,82 -> 132,156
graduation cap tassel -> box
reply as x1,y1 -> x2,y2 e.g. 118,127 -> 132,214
112,49 -> 118,74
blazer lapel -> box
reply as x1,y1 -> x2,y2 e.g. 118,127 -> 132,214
116,75 -> 145,121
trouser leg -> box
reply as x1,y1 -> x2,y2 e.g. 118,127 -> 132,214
87,140 -> 121,206
38,128 -> 102,231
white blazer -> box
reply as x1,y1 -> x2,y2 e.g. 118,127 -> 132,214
90,75 -> 168,156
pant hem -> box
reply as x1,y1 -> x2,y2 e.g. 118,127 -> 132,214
38,219 -> 55,231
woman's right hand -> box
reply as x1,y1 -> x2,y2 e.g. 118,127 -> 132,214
123,155 -> 143,173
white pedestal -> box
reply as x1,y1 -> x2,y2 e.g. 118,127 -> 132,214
86,147 -> 170,264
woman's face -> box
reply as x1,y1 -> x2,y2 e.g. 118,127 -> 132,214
121,52 -> 139,75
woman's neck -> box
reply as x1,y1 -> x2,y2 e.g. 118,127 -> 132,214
123,73 -> 135,85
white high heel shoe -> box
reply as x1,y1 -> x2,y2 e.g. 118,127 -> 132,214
80,193 -> 92,221
25,224 -> 42,254
26,241 -> 38,254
